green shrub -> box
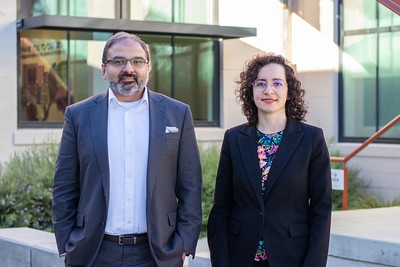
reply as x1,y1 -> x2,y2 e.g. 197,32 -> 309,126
0,140 -> 398,239
0,141 -> 58,232
199,144 -> 220,238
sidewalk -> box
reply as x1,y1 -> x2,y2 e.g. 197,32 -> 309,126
328,206 -> 400,266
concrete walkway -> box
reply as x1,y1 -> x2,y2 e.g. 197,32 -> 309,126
328,206 -> 400,266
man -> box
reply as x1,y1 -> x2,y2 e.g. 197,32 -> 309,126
52,31 -> 202,267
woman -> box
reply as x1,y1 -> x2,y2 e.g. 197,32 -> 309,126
207,53 -> 332,267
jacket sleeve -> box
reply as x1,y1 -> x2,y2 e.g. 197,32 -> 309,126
207,129 -> 234,267
52,106 -> 80,255
303,127 -> 332,266
175,105 -> 203,257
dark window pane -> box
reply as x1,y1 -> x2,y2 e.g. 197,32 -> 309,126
144,35 -> 218,124
19,30 -> 220,127
174,37 -> 216,122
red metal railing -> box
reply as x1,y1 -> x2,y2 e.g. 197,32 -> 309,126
377,0 -> 400,16
330,114 -> 400,210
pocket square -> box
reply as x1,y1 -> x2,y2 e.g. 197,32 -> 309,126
165,126 -> 179,133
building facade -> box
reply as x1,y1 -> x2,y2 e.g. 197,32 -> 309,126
1,0 -> 399,201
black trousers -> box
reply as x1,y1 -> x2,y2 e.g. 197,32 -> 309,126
65,238 -> 157,267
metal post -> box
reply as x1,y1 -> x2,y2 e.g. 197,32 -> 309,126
342,165 -> 348,210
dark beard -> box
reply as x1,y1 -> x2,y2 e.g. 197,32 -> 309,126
108,73 -> 140,96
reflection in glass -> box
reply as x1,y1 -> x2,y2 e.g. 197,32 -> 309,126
342,34 -> 377,138
20,33 -> 69,122
342,0 -> 400,140
19,30 -> 219,126
378,3 -> 400,27
19,30 -> 107,123
19,0 -> 216,24
145,35 -> 217,122
343,0 -> 377,31
378,32 -> 400,138
173,37 -> 215,122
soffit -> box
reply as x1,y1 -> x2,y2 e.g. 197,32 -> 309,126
17,15 -> 256,39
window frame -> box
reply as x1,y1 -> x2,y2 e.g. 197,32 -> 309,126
17,15 -> 255,128
338,0 -> 400,144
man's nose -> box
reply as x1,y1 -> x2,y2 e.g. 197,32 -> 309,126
123,60 -> 136,71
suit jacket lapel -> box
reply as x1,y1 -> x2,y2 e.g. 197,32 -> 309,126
237,125 -> 264,208
263,119 -> 303,198
89,92 -> 110,205
146,91 -> 167,201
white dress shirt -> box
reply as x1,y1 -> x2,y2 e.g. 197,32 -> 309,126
105,88 -> 149,235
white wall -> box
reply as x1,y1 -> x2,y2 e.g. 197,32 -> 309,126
0,1 -> 18,162
335,143 -> 400,202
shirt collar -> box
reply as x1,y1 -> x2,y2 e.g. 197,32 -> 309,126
108,87 -> 149,107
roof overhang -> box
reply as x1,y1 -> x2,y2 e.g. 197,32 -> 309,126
17,15 -> 257,39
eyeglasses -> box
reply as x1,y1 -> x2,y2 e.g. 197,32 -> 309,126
104,57 -> 149,68
252,79 -> 286,91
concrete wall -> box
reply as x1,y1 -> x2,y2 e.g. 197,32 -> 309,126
0,227 -> 63,267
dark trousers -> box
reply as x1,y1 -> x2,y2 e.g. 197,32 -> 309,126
66,238 -> 157,267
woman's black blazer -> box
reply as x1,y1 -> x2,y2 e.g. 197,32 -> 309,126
207,118 -> 332,267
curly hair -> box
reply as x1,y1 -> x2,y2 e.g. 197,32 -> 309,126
235,53 -> 307,125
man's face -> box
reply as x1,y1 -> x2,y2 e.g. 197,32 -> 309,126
102,38 -> 150,101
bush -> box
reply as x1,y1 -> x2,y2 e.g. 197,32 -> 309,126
0,141 -> 220,236
199,144 -> 220,238
0,141 -> 58,232
0,140 -> 398,238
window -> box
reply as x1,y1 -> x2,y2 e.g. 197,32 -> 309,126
146,35 -> 219,124
18,30 -> 220,127
18,0 -> 216,24
340,0 -> 400,143
17,0 -> 256,128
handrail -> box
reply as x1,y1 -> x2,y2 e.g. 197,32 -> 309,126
330,114 -> 400,209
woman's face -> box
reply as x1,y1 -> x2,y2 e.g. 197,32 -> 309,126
252,63 -> 288,118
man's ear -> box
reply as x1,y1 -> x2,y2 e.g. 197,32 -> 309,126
101,64 -> 106,79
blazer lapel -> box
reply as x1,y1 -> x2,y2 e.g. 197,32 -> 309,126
263,119 -> 303,198
89,92 -> 110,204
237,125 -> 264,208
146,91 -> 167,200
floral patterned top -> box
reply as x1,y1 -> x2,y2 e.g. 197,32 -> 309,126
254,129 -> 284,262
